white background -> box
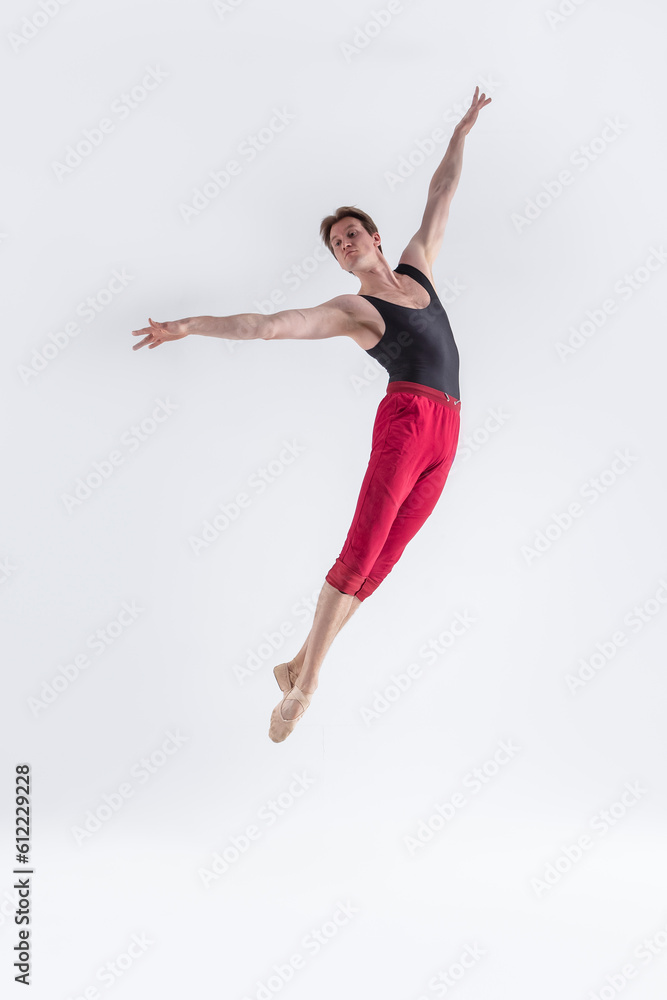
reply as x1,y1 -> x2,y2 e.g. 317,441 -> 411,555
2,1 -> 667,998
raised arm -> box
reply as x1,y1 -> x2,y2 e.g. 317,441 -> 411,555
399,85 -> 492,272
131,297 -> 360,350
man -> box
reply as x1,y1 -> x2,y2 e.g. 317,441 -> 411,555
132,86 -> 492,742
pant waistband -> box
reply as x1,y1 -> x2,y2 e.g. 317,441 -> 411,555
386,380 -> 461,410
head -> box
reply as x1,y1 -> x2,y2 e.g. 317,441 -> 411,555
320,206 -> 383,273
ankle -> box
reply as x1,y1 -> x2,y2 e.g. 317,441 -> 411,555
295,678 -> 318,696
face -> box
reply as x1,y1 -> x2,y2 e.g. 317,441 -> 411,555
329,217 -> 380,270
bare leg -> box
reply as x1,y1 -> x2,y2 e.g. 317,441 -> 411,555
280,582 -> 357,720
278,594 -> 361,682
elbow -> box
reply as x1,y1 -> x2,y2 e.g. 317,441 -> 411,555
260,310 -> 299,341
255,313 -> 277,340
431,180 -> 455,198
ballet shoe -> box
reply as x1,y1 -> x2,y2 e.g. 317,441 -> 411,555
273,661 -> 299,694
268,685 -> 312,743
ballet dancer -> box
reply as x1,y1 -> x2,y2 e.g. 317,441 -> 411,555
132,86 -> 492,742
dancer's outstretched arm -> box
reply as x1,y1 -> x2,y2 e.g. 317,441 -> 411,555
131,297 -> 361,351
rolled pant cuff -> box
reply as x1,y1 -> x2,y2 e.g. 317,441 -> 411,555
325,559 -> 366,596
355,576 -> 381,602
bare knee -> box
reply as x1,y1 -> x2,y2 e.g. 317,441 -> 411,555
322,579 -> 355,599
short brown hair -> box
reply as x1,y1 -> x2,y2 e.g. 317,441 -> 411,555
320,206 -> 383,258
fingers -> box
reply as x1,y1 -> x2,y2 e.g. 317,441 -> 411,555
132,327 -> 163,350
474,88 -> 492,108
467,86 -> 492,116
132,335 -> 154,351
132,319 -> 167,351
132,326 -> 153,350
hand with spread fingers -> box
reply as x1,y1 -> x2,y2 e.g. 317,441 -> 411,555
131,317 -> 191,351
455,85 -> 492,137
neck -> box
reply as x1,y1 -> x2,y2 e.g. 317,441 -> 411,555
354,257 -> 400,297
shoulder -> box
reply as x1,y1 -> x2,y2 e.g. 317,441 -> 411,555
396,243 -> 436,287
320,293 -> 383,345
317,293 -> 368,324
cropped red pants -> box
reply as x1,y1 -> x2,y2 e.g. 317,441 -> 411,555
325,380 -> 461,602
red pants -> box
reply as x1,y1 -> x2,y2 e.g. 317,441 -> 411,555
325,380 -> 461,602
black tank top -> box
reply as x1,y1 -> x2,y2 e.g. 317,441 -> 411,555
360,263 -> 460,399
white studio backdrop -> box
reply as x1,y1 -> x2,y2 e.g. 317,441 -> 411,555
2,0 -> 667,998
